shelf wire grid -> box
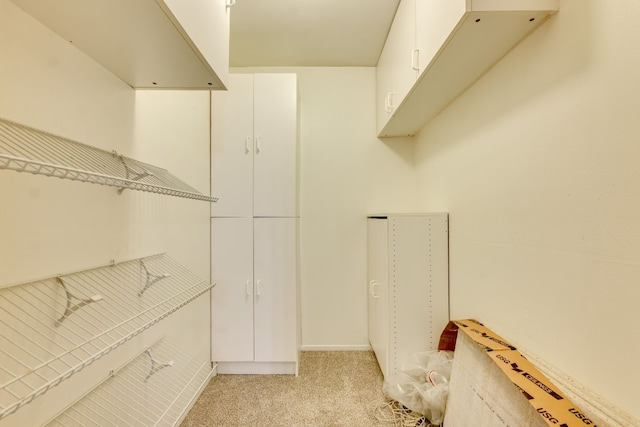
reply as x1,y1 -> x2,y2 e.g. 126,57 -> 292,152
0,254 -> 214,420
47,338 -> 212,427
0,118 -> 218,202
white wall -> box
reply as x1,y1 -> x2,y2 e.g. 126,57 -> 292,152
294,68 -> 417,349
414,0 -> 640,420
0,1 -> 211,424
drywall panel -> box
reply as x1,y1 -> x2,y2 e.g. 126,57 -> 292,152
231,66 -> 419,349
414,0 -> 640,421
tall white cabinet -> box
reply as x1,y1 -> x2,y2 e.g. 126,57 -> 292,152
367,214 -> 449,378
211,73 -> 299,375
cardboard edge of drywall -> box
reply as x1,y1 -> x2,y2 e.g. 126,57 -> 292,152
453,319 -> 600,427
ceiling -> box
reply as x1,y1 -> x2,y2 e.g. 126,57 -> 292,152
229,0 -> 400,67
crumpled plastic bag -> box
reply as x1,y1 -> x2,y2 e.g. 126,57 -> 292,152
382,350 -> 454,425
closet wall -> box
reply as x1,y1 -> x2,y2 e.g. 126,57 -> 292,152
0,1 -> 211,424
291,68 -> 418,349
413,0 -> 640,419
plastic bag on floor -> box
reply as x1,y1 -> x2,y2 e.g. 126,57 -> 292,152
382,350 -> 453,425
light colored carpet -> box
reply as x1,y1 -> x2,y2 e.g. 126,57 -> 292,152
180,351 -> 394,427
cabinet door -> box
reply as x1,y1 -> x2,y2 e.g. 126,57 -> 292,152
253,218 -> 297,362
376,0 -> 417,135
211,74 -> 254,217
415,0 -> 466,78
253,74 -> 298,217
390,216 -> 435,372
367,219 -> 379,358
367,218 -> 390,378
211,217 -> 254,361
367,224 -> 378,360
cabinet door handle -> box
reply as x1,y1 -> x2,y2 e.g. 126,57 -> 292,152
246,279 -> 251,296
244,136 -> 250,154
385,93 -> 395,113
226,0 -> 236,8
256,279 -> 262,296
255,135 -> 261,154
411,48 -> 420,71
369,280 -> 380,298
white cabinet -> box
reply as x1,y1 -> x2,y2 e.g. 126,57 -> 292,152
210,217 -> 254,362
367,214 -> 449,378
253,218 -> 298,364
375,0 -> 417,135
211,217 -> 299,374
211,73 -> 298,218
367,218 -> 391,378
9,0 -> 230,89
211,74 -> 254,217
376,0 -> 560,137
162,0 -> 230,89
210,72 -> 299,375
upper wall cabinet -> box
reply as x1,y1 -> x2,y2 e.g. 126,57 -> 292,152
211,74 -> 298,218
376,0 -> 418,138
376,0 -> 560,137
8,0 -> 230,90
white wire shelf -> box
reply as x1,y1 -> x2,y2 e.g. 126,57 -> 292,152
0,254 -> 214,421
0,118 -> 218,202
46,338 -> 213,427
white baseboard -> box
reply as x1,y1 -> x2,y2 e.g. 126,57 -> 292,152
301,344 -> 372,351
216,361 -> 297,375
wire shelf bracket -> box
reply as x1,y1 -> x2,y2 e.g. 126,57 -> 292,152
144,349 -> 174,382
0,117 -> 218,202
116,152 -> 154,195
0,254 -> 215,421
139,260 -> 171,297
56,277 -> 103,326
